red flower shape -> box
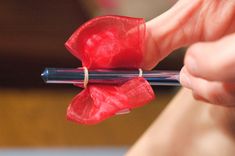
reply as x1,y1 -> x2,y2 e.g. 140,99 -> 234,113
65,15 -> 155,124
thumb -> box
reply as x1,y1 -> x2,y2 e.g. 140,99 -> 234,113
184,33 -> 235,82
142,0 -> 235,70
142,0 -> 203,69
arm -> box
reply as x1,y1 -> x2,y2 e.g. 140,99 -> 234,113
126,88 -> 235,156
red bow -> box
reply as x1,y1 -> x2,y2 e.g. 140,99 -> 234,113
65,15 -> 155,124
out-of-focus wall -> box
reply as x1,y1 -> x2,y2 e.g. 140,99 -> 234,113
84,0 -> 175,20
118,0 -> 174,20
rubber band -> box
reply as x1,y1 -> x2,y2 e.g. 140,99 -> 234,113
138,68 -> 143,77
83,67 -> 89,88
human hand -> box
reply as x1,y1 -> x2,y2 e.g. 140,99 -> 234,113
180,34 -> 235,106
143,0 -> 235,69
143,0 -> 235,106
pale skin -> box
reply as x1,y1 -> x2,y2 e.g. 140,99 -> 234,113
127,0 -> 235,155
126,89 -> 235,156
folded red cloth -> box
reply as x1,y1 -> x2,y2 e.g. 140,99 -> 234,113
65,15 -> 155,124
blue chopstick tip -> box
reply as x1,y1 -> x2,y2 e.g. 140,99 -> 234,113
41,68 -> 49,82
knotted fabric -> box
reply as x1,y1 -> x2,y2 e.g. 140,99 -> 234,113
65,15 -> 155,124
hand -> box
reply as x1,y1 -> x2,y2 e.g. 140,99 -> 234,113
143,0 -> 235,69
180,34 -> 235,106
143,0 -> 235,106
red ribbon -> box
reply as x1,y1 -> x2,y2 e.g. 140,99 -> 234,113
65,15 -> 155,124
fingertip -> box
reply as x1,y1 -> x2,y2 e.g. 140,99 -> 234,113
180,67 -> 192,89
184,43 -> 203,76
184,42 -> 217,79
184,55 -> 199,76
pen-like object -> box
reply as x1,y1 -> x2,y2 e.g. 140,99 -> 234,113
41,68 -> 180,86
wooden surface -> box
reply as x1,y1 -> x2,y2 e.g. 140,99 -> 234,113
0,88 -> 178,147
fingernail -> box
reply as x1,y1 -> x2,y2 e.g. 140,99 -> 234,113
185,56 -> 198,74
180,69 -> 192,89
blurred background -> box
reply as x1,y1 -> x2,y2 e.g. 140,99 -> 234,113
0,0 -> 183,155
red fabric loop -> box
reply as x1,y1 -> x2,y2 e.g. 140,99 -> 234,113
67,77 -> 154,124
65,15 -> 155,124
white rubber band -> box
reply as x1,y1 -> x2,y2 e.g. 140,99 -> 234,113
138,68 -> 143,77
83,67 -> 89,88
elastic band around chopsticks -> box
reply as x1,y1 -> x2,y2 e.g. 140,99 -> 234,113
138,68 -> 143,77
83,67 -> 142,87
83,67 -> 89,88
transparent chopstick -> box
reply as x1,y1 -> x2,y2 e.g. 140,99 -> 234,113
41,68 -> 180,86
